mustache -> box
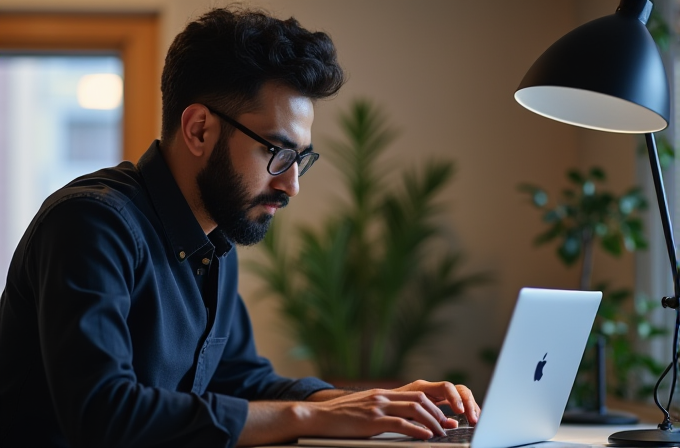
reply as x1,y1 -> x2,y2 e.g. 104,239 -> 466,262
249,192 -> 290,210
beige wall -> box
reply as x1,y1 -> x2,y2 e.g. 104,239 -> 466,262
1,0 -> 636,395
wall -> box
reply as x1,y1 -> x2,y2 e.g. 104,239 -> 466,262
1,0 -> 635,396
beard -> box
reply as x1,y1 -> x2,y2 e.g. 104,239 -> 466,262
196,134 -> 289,246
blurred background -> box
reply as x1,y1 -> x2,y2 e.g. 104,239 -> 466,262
1,0 -> 678,406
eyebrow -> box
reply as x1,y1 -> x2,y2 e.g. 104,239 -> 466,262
266,132 -> 313,153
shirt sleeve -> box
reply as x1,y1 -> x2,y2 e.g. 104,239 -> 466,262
27,196 -> 246,448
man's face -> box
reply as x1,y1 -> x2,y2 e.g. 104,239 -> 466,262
196,83 -> 314,245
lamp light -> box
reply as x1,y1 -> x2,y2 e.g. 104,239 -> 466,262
515,0 -> 680,445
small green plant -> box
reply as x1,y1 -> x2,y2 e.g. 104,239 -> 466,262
247,100 -> 489,381
519,167 -> 647,290
519,167 -> 665,406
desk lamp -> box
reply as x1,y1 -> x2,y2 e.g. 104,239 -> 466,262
515,0 -> 680,445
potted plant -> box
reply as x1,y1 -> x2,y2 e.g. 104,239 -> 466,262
247,99 -> 488,384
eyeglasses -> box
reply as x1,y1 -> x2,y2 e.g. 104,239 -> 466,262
205,106 -> 319,177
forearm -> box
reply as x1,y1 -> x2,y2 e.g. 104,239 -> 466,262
237,390 -> 368,446
237,401 -> 313,446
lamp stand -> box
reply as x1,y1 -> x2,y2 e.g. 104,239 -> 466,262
609,133 -> 680,446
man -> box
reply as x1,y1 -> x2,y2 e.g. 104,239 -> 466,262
0,6 -> 479,447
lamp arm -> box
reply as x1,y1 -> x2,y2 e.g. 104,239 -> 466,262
645,133 -> 680,300
645,132 -> 680,430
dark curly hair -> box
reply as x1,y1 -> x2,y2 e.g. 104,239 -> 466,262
160,6 -> 346,142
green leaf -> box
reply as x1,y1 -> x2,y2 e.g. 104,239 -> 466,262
534,223 -> 564,246
567,169 -> 585,185
589,166 -> 606,181
558,234 -> 581,265
601,233 -> 623,257
543,207 -> 565,223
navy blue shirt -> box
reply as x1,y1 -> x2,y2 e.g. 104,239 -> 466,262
0,141 -> 332,447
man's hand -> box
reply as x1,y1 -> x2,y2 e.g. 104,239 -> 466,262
392,380 -> 480,427
308,380 -> 480,428
237,380 -> 480,446
309,380 -> 480,438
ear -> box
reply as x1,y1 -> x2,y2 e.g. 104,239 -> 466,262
180,104 -> 220,158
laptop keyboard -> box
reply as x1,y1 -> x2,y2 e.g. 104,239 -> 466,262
428,427 -> 474,443
394,427 -> 475,444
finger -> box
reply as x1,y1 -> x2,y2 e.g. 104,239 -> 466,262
394,381 -> 454,413
380,416 -> 435,440
455,385 -> 480,424
382,400 -> 447,437
471,403 -> 482,425
439,382 -> 464,414
378,391 -> 448,425
394,381 -> 475,423
469,402 -> 481,425
442,417 -> 459,429
406,380 -> 466,414
433,399 -> 477,427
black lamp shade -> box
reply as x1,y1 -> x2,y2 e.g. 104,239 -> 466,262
515,5 -> 670,133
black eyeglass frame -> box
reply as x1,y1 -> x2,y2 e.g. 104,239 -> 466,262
204,105 -> 319,177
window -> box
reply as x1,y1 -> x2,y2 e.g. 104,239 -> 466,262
0,14 -> 158,292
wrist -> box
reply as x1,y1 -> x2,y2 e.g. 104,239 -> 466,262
239,401 -> 321,446
289,401 -> 320,436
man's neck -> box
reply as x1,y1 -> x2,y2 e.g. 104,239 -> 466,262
159,137 -> 217,235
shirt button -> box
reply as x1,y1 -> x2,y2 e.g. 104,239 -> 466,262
202,258 -> 210,266
179,251 -> 186,259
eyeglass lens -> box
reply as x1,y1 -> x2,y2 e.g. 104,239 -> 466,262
298,155 -> 316,175
269,149 -> 318,176
270,150 -> 297,174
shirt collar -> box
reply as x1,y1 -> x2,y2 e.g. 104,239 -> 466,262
137,140 -> 232,260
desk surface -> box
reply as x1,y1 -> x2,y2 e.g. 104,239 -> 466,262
287,424 -> 659,448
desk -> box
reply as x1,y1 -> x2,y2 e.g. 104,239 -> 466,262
290,424 -> 659,447
552,423 -> 657,447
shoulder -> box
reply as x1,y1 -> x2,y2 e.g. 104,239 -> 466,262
24,162 -> 150,259
47,161 -> 144,212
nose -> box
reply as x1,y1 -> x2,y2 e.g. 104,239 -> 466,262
270,163 -> 300,198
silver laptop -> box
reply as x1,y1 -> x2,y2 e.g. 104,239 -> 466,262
298,287 -> 602,448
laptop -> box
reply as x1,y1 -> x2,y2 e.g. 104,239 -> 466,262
298,287 -> 602,448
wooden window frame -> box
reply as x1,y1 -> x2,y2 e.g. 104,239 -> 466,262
0,13 -> 159,162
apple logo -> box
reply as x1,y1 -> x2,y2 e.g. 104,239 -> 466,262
534,353 -> 547,381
